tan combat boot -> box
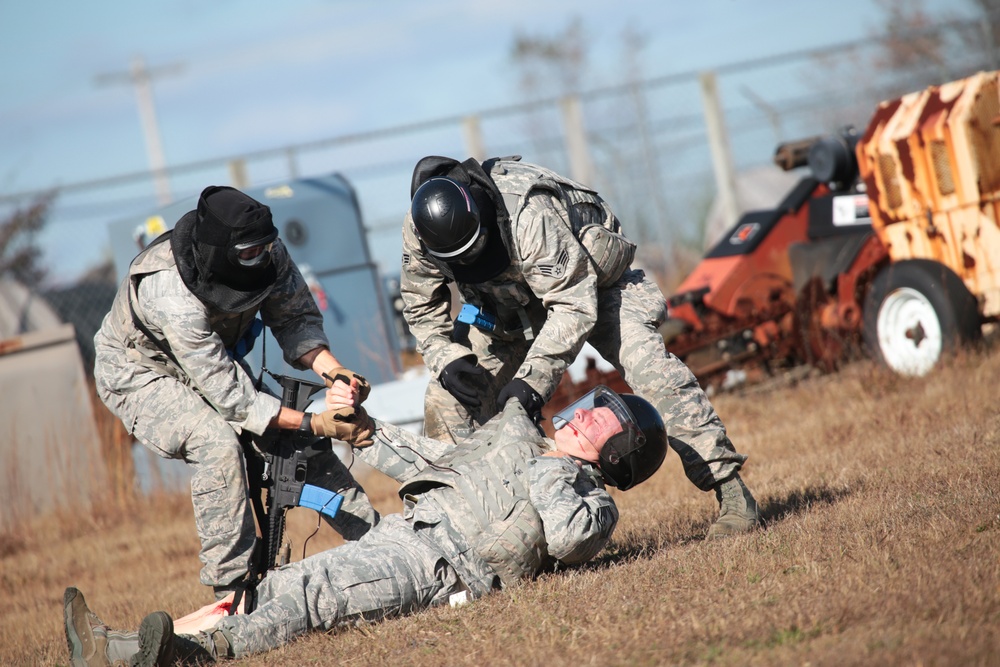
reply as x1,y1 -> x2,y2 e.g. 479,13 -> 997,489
65,587 -> 137,667
706,474 -> 760,539
64,587 -> 177,667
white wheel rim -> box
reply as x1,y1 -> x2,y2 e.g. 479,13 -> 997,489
876,287 -> 943,376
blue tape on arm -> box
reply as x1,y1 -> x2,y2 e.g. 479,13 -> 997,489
457,304 -> 479,325
299,484 -> 343,519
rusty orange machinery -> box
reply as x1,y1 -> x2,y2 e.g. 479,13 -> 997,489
662,70 -> 1000,386
857,70 -> 1000,321
663,129 -> 890,386
545,72 -> 1000,399
666,179 -> 821,381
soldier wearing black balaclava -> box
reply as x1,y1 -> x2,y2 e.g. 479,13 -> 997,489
94,186 -> 377,599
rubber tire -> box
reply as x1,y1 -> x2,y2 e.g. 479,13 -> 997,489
862,260 -> 981,376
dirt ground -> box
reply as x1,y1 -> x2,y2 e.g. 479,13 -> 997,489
2,347 -> 998,666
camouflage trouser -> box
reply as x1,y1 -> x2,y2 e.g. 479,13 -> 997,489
128,377 -> 379,590
424,269 -> 747,491
217,514 -> 464,658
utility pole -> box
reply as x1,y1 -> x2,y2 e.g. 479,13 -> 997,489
462,115 -> 486,162
699,70 -> 739,232
629,74 -> 670,247
95,56 -> 182,205
560,95 -> 594,187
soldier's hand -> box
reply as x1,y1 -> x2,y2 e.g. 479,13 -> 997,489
323,366 -> 371,405
439,355 -> 485,407
497,378 -> 544,425
325,379 -> 358,410
310,406 -> 375,447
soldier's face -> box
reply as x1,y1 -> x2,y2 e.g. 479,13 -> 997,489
553,406 -> 624,462
451,227 -> 489,265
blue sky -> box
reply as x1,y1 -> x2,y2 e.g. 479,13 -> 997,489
0,0 -> 971,285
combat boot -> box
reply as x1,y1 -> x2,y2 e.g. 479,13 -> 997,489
706,474 -> 760,540
173,627 -> 234,663
129,611 -> 175,667
64,587 -> 140,666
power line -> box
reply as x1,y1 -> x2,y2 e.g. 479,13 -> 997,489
20,64 -> 982,226
94,57 -> 183,205
2,15 -> 990,205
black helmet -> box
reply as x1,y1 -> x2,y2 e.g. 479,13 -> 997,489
170,186 -> 279,313
553,386 -> 667,491
410,177 -> 488,263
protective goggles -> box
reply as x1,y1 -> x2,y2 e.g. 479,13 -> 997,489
552,385 -> 645,464
231,231 -> 278,268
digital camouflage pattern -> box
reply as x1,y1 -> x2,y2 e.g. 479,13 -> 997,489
93,238 -> 378,589
401,159 -> 747,490
95,239 -> 325,431
214,401 -> 618,658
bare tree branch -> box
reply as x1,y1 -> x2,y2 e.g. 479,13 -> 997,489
0,193 -> 54,284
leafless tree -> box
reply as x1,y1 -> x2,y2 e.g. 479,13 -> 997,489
0,195 -> 53,285
872,0 -> 951,89
804,0 -> 1000,134
509,18 -> 587,167
952,0 -> 1000,71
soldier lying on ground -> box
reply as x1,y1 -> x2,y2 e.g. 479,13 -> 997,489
401,155 -> 758,539
64,385 -> 668,666
93,185 -> 377,600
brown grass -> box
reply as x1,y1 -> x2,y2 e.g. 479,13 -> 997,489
3,347 -> 999,666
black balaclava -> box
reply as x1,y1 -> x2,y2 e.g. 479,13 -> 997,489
171,186 -> 279,313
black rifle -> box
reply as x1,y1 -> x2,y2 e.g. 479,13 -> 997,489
234,373 -> 344,613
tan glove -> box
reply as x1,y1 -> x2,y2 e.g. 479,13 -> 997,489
323,366 -> 372,404
310,406 -> 375,447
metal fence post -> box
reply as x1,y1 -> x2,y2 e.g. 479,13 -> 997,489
560,95 -> 595,186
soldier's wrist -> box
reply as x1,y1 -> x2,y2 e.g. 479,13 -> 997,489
297,412 -> 313,435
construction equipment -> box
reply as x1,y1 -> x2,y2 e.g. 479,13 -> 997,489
661,70 -> 1000,388
856,71 -> 998,374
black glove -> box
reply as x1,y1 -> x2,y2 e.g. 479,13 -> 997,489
497,378 -> 544,424
439,356 -> 485,407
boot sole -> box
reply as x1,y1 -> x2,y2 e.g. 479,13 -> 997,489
705,515 -> 761,540
63,587 -> 91,667
134,611 -> 175,667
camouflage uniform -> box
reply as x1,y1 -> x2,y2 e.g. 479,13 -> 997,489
401,159 -> 746,491
214,401 -> 617,658
94,238 -> 377,591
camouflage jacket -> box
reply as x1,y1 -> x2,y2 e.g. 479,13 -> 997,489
93,237 -> 328,435
400,159 -> 634,401
356,400 -> 619,596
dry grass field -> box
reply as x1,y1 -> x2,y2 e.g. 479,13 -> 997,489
2,345 -> 999,666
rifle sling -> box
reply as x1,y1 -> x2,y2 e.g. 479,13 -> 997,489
126,231 -> 183,368
128,290 -> 182,368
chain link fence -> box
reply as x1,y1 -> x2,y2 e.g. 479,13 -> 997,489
0,15 -> 995,513
2,16 -> 996,379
